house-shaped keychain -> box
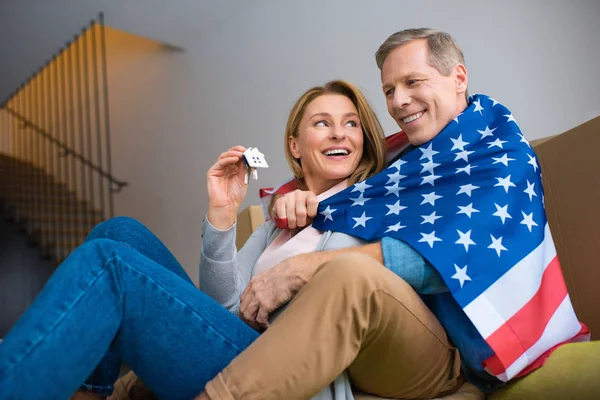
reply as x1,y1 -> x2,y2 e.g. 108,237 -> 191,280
242,147 -> 269,183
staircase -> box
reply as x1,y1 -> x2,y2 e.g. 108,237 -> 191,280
0,154 -> 103,263
0,13 -> 126,265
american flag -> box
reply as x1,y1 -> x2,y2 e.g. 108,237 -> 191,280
311,94 -> 589,381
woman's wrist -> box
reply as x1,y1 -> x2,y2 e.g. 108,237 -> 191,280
207,205 -> 238,230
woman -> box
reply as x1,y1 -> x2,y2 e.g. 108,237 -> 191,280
0,80 -> 403,399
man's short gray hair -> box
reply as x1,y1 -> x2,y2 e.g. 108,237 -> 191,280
375,28 -> 466,76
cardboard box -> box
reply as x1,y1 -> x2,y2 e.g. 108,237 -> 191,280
235,205 -> 265,250
237,116 -> 600,339
531,116 -> 600,339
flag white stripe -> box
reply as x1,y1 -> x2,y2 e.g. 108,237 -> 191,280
498,295 -> 581,381
464,224 -> 556,338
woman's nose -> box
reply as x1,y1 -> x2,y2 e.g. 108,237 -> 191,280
329,124 -> 347,140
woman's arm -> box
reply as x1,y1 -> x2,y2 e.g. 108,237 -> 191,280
199,218 -> 274,314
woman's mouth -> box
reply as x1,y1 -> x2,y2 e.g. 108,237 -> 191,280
323,149 -> 350,156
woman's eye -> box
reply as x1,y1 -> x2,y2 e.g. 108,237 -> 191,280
345,120 -> 358,127
315,120 -> 328,127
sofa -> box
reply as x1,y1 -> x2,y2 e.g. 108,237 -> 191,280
109,116 -> 600,399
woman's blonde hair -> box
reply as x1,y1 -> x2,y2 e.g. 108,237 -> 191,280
284,80 -> 387,191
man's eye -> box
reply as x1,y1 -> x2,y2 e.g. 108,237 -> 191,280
315,120 -> 328,127
384,88 -> 394,97
407,79 -> 420,86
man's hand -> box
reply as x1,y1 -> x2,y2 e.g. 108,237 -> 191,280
239,254 -> 317,330
239,242 -> 383,330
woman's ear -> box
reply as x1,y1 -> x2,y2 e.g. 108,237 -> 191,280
289,136 -> 301,159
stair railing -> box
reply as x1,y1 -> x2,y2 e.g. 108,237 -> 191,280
0,12 -> 127,262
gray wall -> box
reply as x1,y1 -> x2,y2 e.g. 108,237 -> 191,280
1,0 -> 599,283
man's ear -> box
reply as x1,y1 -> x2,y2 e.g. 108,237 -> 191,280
454,64 -> 468,95
289,136 -> 301,159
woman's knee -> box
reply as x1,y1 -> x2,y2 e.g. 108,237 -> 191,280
86,216 -> 149,243
71,238 -> 125,267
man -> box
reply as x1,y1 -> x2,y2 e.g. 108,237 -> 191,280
199,28 -> 586,400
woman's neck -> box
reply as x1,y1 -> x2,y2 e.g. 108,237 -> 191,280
305,177 -> 347,196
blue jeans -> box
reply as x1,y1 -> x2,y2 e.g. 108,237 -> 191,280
0,217 -> 259,400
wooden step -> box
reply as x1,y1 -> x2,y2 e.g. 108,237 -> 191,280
10,204 -> 102,222
49,240 -> 87,263
37,228 -> 91,249
2,182 -> 69,191
12,202 -> 100,211
8,196 -> 85,205
28,214 -> 103,225
5,191 -> 77,200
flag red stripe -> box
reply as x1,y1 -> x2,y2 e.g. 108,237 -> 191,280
514,323 -> 590,377
483,255 -> 566,375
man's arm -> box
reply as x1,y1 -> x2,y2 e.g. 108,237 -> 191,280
284,238 -> 447,295
281,241 -> 383,284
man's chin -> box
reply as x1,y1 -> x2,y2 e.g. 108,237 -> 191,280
405,129 -> 439,146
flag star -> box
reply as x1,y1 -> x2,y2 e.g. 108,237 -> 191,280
386,171 -> 406,185
453,112 -> 464,123
494,175 -> 516,193
454,149 -> 475,162
452,264 -> 472,288
389,158 -> 407,171
386,221 -> 406,233
521,211 -> 539,232
488,96 -> 500,106
385,183 -> 405,197
477,126 -> 497,139
350,193 -> 371,206
488,235 -> 508,257
505,113 -> 517,123
352,212 -> 372,228
488,138 -> 508,149
421,192 -> 442,206
420,173 -> 442,187
456,164 -> 476,175
386,200 -> 407,216
527,154 -> 539,172
421,159 -> 441,174
421,211 -> 442,225
419,231 -> 442,248
457,183 -> 480,197
473,99 -> 484,115
492,153 -> 516,167
517,133 -> 531,147
524,180 -> 537,201
319,205 -> 337,222
450,134 -> 469,151
493,203 -> 512,224
419,143 -> 439,161
352,180 -> 372,193
457,203 -> 480,218
455,229 -> 476,252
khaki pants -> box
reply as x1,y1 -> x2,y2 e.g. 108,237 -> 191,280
206,253 -> 463,400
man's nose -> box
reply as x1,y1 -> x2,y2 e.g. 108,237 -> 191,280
391,88 -> 411,110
